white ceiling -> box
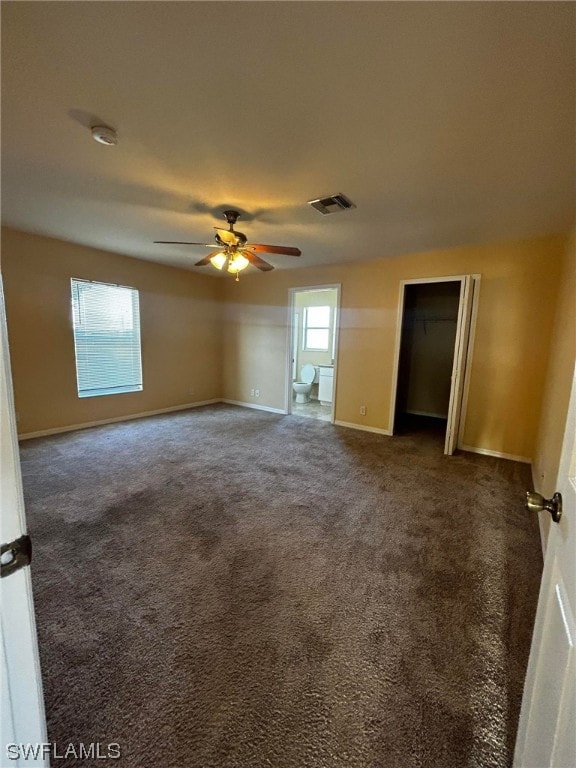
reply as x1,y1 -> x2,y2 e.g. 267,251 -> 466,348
2,2 -> 574,274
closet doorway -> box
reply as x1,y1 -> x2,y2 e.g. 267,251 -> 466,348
390,275 -> 479,455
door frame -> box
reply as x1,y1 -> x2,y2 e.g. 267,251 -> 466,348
285,284 -> 341,422
388,274 -> 481,453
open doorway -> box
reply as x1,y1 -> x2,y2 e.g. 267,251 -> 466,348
391,275 -> 479,454
395,280 -> 460,440
286,285 -> 340,423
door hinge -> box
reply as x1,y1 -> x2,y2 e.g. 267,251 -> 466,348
1,534 -> 32,578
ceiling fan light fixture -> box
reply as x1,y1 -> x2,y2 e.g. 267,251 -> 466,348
227,254 -> 249,274
210,252 -> 227,270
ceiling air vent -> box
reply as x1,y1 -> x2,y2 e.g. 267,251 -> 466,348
308,193 -> 356,215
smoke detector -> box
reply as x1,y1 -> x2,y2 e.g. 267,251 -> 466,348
91,125 -> 118,146
308,193 -> 355,215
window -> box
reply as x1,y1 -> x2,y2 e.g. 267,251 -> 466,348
303,305 -> 331,351
71,279 -> 143,398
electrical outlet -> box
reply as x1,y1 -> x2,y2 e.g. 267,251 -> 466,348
188,389 -> 195,396
250,388 -> 255,397
255,389 -> 260,398
360,405 -> 366,416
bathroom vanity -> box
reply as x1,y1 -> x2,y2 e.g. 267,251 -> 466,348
318,365 -> 334,405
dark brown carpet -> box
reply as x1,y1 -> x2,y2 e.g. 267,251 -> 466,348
20,404 -> 542,768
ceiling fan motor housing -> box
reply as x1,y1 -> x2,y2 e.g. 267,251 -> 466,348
218,210 -> 247,245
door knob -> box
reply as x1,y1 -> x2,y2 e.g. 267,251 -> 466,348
526,491 -> 562,523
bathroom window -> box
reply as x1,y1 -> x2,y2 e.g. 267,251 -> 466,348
303,306 -> 331,351
71,278 -> 143,398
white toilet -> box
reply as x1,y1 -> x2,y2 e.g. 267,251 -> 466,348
293,363 -> 317,403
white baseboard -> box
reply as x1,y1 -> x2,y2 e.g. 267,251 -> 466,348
18,400 -> 220,440
334,420 -> 393,436
221,399 -> 287,415
459,444 -> 532,464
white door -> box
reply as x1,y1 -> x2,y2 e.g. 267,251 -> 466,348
0,279 -> 48,766
513,362 -> 576,767
444,275 -> 474,455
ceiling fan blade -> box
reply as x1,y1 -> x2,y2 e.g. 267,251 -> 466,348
214,227 -> 240,246
195,250 -> 225,267
154,241 -> 214,247
248,243 -> 301,257
243,251 -> 274,272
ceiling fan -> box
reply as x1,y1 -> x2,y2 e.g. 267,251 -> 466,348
154,210 -> 301,280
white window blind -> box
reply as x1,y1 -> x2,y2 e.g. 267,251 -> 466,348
303,305 -> 331,351
71,278 -> 143,398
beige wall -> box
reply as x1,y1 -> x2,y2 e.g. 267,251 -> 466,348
1,228 -> 222,435
533,233 -> 576,507
1,227 -> 568,463
222,234 -> 566,459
